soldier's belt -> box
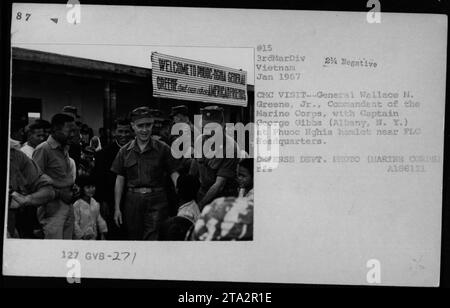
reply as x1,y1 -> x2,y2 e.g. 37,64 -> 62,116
127,187 -> 165,194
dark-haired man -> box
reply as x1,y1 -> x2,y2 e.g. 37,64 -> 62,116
189,106 -> 239,210
37,119 -> 52,141
21,121 -> 46,158
170,104 -> 200,151
62,106 -> 82,172
92,117 -> 133,240
170,105 -> 201,176
170,105 -> 192,127
33,113 -> 78,239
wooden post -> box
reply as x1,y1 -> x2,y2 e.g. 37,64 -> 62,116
110,81 -> 117,144
103,80 -> 111,144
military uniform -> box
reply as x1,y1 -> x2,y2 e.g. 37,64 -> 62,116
148,109 -> 165,140
189,106 -> 239,207
111,107 -> 180,240
170,105 -> 200,147
190,150 -> 239,204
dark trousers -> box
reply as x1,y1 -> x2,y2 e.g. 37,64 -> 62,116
124,190 -> 168,240
15,206 -> 40,238
100,201 -> 126,240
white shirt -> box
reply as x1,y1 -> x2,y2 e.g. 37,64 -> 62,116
73,197 -> 108,240
20,142 -> 35,158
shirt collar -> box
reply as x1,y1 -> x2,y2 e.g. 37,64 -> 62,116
127,138 -> 154,153
10,138 -> 21,150
48,135 -> 69,152
47,135 -> 61,149
24,142 -> 35,149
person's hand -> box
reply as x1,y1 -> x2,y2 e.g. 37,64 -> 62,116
83,233 -> 96,240
82,227 -> 95,240
114,209 -> 122,227
10,192 -> 30,208
9,197 -> 22,209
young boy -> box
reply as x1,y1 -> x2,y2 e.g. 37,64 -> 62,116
73,175 -> 108,240
158,174 -> 200,240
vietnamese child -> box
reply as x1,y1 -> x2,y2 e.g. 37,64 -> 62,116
73,175 -> 108,240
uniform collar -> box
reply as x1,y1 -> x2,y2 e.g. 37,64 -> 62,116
127,138 -> 154,153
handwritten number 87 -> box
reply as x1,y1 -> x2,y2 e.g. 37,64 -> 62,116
16,12 -> 31,21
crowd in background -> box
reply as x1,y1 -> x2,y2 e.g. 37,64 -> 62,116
8,104 -> 253,241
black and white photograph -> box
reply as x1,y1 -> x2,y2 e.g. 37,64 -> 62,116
8,45 -> 255,241
1,1 -> 449,290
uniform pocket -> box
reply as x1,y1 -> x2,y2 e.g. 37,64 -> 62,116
124,155 -> 139,182
141,155 -> 162,183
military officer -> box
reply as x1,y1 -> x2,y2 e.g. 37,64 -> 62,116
111,106 -> 180,240
189,106 -> 240,210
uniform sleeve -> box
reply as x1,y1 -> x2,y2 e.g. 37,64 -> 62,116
110,148 -> 125,175
216,158 -> 238,179
73,201 -> 84,240
216,137 -> 239,179
163,143 -> 180,174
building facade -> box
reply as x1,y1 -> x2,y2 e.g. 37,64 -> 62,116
11,47 -> 254,144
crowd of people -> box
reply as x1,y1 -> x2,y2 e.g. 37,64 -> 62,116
8,104 -> 253,241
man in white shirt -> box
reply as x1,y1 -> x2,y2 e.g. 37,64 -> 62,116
21,121 -> 46,158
